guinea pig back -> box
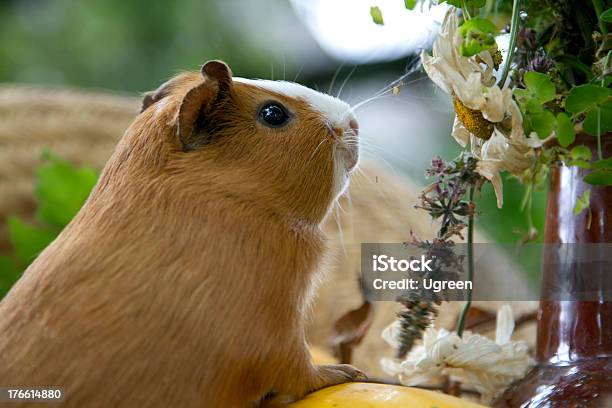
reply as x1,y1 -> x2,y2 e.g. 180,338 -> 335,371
0,60 -> 362,408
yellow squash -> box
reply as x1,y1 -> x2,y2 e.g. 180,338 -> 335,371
289,383 -> 487,408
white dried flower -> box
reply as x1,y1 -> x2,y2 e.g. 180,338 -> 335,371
381,305 -> 534,403
421,7 -> 542,207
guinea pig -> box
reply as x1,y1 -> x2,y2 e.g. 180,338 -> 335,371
0,60 -> 363,407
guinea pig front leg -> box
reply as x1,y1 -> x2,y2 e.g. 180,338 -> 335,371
261,351 -> 367,406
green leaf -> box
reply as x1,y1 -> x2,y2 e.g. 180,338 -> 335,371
0,255 -> 20,299
573,189 -> 591,215
571,160 -> 592,169
584,170 -> 612,185
439,0 -> 485,6
513,88 -> 531,100
7,217 -> 57,264
459,18 -> 498,35
404,0 -> 417,9
524,71 -> 556,103
593,158 -> 612,169
370,6 -> 384,25
601,8 -> 612,23
565,84 -> 611,114
35,153 -> 98,228
570,145 -> 592,161
530,110 -> 556,139
458,17 -> 498,57
556,112 -> 575,147
525,98 -> 544,114
583,100 -> 612,137
438,0 -> 463,6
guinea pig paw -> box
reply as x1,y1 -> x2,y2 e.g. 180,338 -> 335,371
259,394 -> 296,408
317,363 -> 368,386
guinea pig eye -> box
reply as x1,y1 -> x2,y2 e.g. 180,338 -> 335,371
258,102 -> 291,128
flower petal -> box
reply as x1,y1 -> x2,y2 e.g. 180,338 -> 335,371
380,357 -> 404,376
421,50 -> 452,94
481,86 -> 506,123
495,304 -> 515,345
381,320 -> 401,349
453,72 -> 486,110
452,116 -> 471,147
477,50 -> 496,86
476,159 -> 504,208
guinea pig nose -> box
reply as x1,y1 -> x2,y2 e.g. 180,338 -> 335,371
348,118 -> 359,135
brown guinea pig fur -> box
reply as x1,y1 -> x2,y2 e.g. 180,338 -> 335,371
0,60 -> 364,407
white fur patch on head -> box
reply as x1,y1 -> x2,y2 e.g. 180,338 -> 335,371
234,78 -> 353,127
234,77 -> 358,203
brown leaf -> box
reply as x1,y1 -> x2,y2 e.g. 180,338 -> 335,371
452,306 -> 496,332
329,301 -> 374,364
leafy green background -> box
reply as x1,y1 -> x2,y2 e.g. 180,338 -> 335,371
0,154 -> 98,298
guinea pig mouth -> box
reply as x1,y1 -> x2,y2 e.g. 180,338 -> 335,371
333,135 -> 359,172
328,119 -> 359,172
336,142 -> 359,172
328,123 -> 359,172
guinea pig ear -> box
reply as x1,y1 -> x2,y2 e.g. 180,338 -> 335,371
141,91 -> 159,113
140,78 -> 177,113
177,60 -> 233,151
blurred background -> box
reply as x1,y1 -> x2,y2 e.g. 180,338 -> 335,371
0,0 -> 546,288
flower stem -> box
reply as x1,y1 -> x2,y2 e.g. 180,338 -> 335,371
461,0 -> 472,19
597,51 -> 611,160
597,108 -> 603,160
524,186 -> 532,228
456,187 -> 475,338
498,0 -> 521,87
595,52 -> 612,160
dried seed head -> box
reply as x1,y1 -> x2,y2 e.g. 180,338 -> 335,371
452,96 -> 494,141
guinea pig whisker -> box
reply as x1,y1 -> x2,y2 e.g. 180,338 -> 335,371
309,138 -> 329,162
359,143 -> 426,178
343,129 -> 358,137
352,165 -> 398,210
355,139 -> 381,149
367,62 -> 426,99
336,65 -> 358,99
342,139 -> 360,148
353,140 -> 397,161
328,63 -> 345,95
349,74 -> 432,113
352,167 -> 368,186
343,188 -> 356,241
293,64 -> 305,82
332,205 -> 348,258
351,90 -> 393,112
335,197 -> 348,214
346,134 -> 402,175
